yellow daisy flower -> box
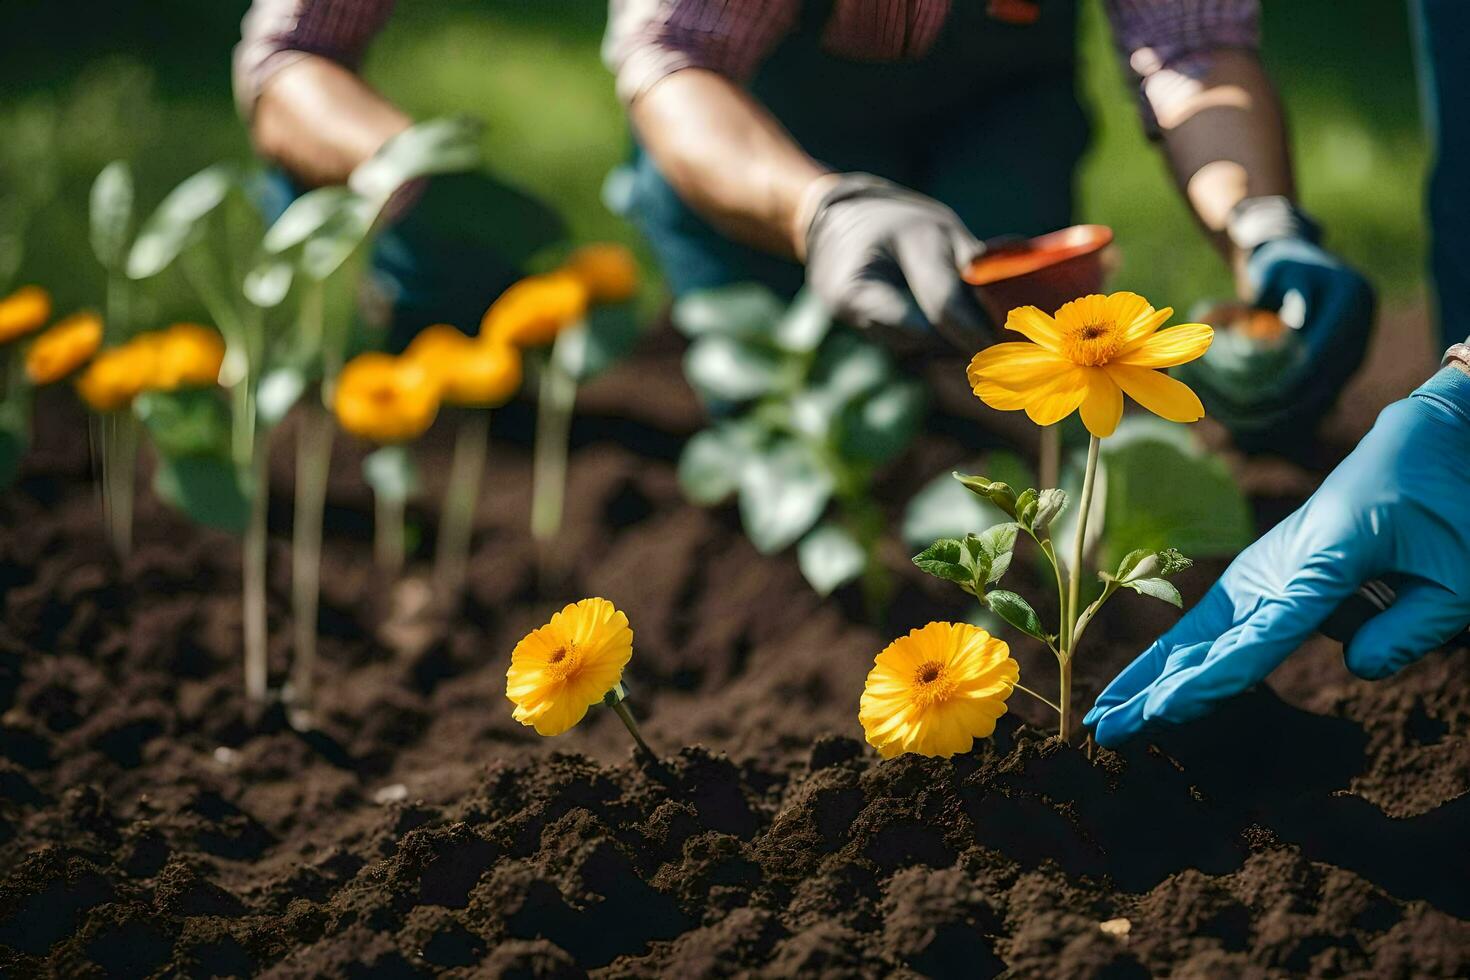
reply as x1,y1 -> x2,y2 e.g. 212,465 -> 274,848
75,341 -> 156,413
0,285 -> 52,345
967,291 -> 1214,438
481,272 -> 589,349
506,598 -> 634,736
25,311 -> 103,385
152,323 -> 226,391
333,352 -> 441,444
859,622 -> 1019,759
564,243 -> 639,305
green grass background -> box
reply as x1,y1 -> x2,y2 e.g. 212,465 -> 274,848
0,0 -> 1428,323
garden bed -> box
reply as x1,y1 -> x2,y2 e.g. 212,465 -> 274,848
1,322 -> 1466,978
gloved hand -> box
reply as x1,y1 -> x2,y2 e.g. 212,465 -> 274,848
1178,199 -> 1375,450
803,173 -> 988,347
1085,366 -> 1470,748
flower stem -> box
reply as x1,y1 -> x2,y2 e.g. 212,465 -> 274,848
1015,682 -> 1062,715
1060,434 -> 1102,742
531,341 -> 576,545
243,433 -> 271,706
375,491 -> 406,577
611,699 -> 654,758
435,410 -> 489,611
288,402 -> 333,729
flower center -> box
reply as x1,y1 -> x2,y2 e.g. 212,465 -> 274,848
368,384 -> 398,407
1063,320 -> 1122,366
546,643 -> 581,681
912,660 -> 956,706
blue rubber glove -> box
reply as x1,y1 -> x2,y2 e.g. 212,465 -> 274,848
1085,366 -> 1470,748
1180,236 -> 1375,450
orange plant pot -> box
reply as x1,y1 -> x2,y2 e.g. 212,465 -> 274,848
963,224 -> 1114,328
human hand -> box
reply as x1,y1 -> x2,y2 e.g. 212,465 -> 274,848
1085,367 -> 1470,747
1180,227 -> 1375,449
803,173 -> 988,347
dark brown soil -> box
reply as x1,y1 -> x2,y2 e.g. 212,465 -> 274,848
1,310 -> 1466,978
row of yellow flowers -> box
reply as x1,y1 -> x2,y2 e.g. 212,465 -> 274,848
333,243 -> 638,443
507,291 -> 1214,759
0,285 -> 225,404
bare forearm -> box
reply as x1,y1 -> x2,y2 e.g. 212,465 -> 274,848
1150,50 -> 1294,279
251,57 -> 410,187
630,69 -> 830,258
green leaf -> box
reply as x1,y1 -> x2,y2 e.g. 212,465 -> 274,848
152,452 -> 251,532
984,589 -> 1046,640
678,421 -> 763,506
1122,577 -> 1183,608
971,522 -> 1019,585
912,538 -> 975,588
262,186 -> 357,254
256,367 -> 308,428
1032,488 -> 1068,533
837,379 -> 924,465
126,163 -> 235,279
955,472 -> 1021,520
737,440 -> 833,554
363,445 -> 420,503
683,335 -> 782,403
1097,416 -> 1253,566
134,390 -> 231,458
553,303 -> 641,383
89,161 -> 134,271
772,289 -> 831,353
1114,546 -> 1193,583
798,523 -> 867,596
349,116 -> 484,202
672,283 -> 784,339
1015,488 -> 1038,528
808,329 -> 892,407
300,196 -> 378,281
243,257 -> 295,309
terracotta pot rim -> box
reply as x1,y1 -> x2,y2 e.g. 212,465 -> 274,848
962,224 -> 1114,287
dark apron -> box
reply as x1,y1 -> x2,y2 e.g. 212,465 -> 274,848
1414,0 -> 1470,348
625,0 -> 1089,299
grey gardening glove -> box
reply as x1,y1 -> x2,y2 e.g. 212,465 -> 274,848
804,173 -> 989,348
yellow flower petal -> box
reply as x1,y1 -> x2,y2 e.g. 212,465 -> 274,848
1078,368 -> 1123,438
1115,323 -> 1214,368
1022,367 -> 1088,426
1002,305 -> 1064,350
1114,305 -> 1174,347
966,342 -> 1072,391
1104,363 -> 1206,423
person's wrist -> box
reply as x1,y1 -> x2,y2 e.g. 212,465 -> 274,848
1226,196 -> 1321,254
791,171 -> 843,262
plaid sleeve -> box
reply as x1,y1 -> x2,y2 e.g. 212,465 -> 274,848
603,0 -> 802,104
1103,0 -> 1262,136
233,0 -> 397,119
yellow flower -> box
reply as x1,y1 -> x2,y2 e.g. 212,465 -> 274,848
25,311 -> 104,385
333,352 -> 441,443
75,341 -> 156,413
859,622 -> 1019,759
405,325 -> 523,408
152,322 -> 225,391
506,598 -> 634,736
564,243 -> 639,304
0,285 -> 53,345
967,291 -> 1214,438
481,272 -> 589,349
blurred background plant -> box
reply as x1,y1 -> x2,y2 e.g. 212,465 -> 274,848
0,1 -> 1426,322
